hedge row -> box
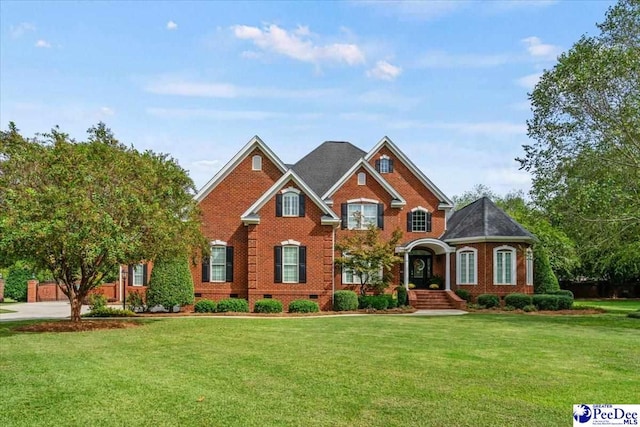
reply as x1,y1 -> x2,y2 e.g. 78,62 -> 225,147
194,298 -> 319,313
475,292 -> 574,310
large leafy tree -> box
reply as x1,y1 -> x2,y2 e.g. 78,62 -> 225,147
335,226 -> 403,296
519,0 -> 640,282
0,123 -> 205,321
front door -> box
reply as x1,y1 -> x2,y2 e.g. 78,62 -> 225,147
409,254 -> 432,289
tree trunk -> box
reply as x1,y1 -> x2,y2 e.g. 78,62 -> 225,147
70,294 -> 83,322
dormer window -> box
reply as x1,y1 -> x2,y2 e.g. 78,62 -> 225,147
252,155 -> 262,171
375,155 -> 393,174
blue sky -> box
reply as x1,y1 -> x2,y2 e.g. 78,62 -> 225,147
0,0 -> 614,198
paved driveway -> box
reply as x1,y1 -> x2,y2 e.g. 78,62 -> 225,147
0,301 -> 90,321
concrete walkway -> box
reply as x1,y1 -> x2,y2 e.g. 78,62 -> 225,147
1,302 -> 466,321
0,301 -> 90,321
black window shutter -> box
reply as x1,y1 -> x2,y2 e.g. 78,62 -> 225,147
407,212 -> 413,232
341,203 -> 348,230
299,194 -> 305,217
389,159 -> 394,172
274,246 -> 282,283
426,212 -> 432,232
275,193 -> 283,217
128,265 -> 134,286
142,264 -> 148,285
201,257 -> 210,282
377,203 -> 384,229
225,247 -> 234,282
299,246 -> 307,283
375,159 -> 381,172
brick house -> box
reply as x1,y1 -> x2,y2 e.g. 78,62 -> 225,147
126,136 -> 535,310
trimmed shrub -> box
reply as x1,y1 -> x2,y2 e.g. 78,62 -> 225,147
288,299 -> 319,313
552,289 -> 574,298
5,266 -> 31,301
384,294 -> 398,309
395,286 -> 408,306
557,295 -> 573,310
533,248 -> 560,294
523,304 -> 537,312
88,293 -> 108,311
146,255 -> 195,312
359,295 -> 389,310
504,293 -> 532,310
455,289 -> 472,303
126,291 -> 145,312
194,299 -> 217,313
216,298 -> 249,313
503,305 -> 515,311
333,290 -> 358,311
254,299 -> 283,313
532,294 -> 560,311
83,307 -> 136,317
477,294 -> 500,308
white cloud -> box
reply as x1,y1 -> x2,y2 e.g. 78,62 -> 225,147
417,50 -> 510,68
10,22 -> 36,38
144,78 -> 339,99
388,120 -> 526,136
166,20 -> 178,30
100,107 -> 115,116
35,39 -> 51,48
231,24 -> 365,66
516,72 -> 543,89
521,36 -> 561,60
366,60 -> 402,81
146,81 -> 238,98
147,107 -> 282,121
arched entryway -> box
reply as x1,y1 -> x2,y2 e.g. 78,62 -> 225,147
396,238 -> 454,291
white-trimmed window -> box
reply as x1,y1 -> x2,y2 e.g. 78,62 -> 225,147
526,248 -> 533,286
252,155 -> 262,171
283,191 -> 299,217
210,246 -> 226,282
457,247 -> 477,285
282,246 -> 299,283
132,264 -> 145,286
412,210 -> 426,232
357,172 -> 366,185
494,245 -> 517,285
347,203 -> 378,229
341,253 -> 382,284
377,155 -> 392,174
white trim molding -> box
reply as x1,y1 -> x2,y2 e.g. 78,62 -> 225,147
456,246 -> 478,285
494,245 -> 517,285
210,239 -> 227,246
280,187 -> 301,194
280,239 -> 301,246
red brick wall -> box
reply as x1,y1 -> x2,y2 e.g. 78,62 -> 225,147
367,146 -> 447,238
248,179 -> 335,311
194,147 -> 283,299
451,242 -> 533,299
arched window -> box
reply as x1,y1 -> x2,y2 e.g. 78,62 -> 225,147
357,172 -> 366,185
282,191 -> 299,217
376,155 -> 393,174
494,245 -> 517,285
252,155 -> 262,171
526,248 -> 534,286
407,207 -> 432,232
456,247 -> 477,285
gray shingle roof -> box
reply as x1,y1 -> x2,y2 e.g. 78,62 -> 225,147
291,141 -> 366,196
441,197 -> 535,242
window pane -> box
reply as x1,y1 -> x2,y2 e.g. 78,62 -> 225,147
469,253 -> 475,283
347,204 -> 360,229
504,252 -> 512,283
283,246 -> 299,283
362,204 -> 377,227
283,193 -> 298,216
460,253 -> 467,283
497,252 -> 504,283
134,265 -> 144,285
210,246 -> 226,282
380,158 -> 389,173
412,210 -> 426,231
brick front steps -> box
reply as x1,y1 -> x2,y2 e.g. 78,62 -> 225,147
409,290 -> 464,310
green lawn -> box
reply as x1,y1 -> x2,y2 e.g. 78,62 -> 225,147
1,314 -> 638,427
575,299 -> 640,313
0,308 -> 16,314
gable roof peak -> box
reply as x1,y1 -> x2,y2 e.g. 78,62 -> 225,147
194,135 -> 287,202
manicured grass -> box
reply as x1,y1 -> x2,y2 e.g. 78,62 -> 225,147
575,299 -> 640,313
0,308 -> 16,314
1,314 -> 638,426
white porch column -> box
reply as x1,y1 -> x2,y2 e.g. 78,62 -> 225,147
404,251 -> 409,290
445,251 -> 451,291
